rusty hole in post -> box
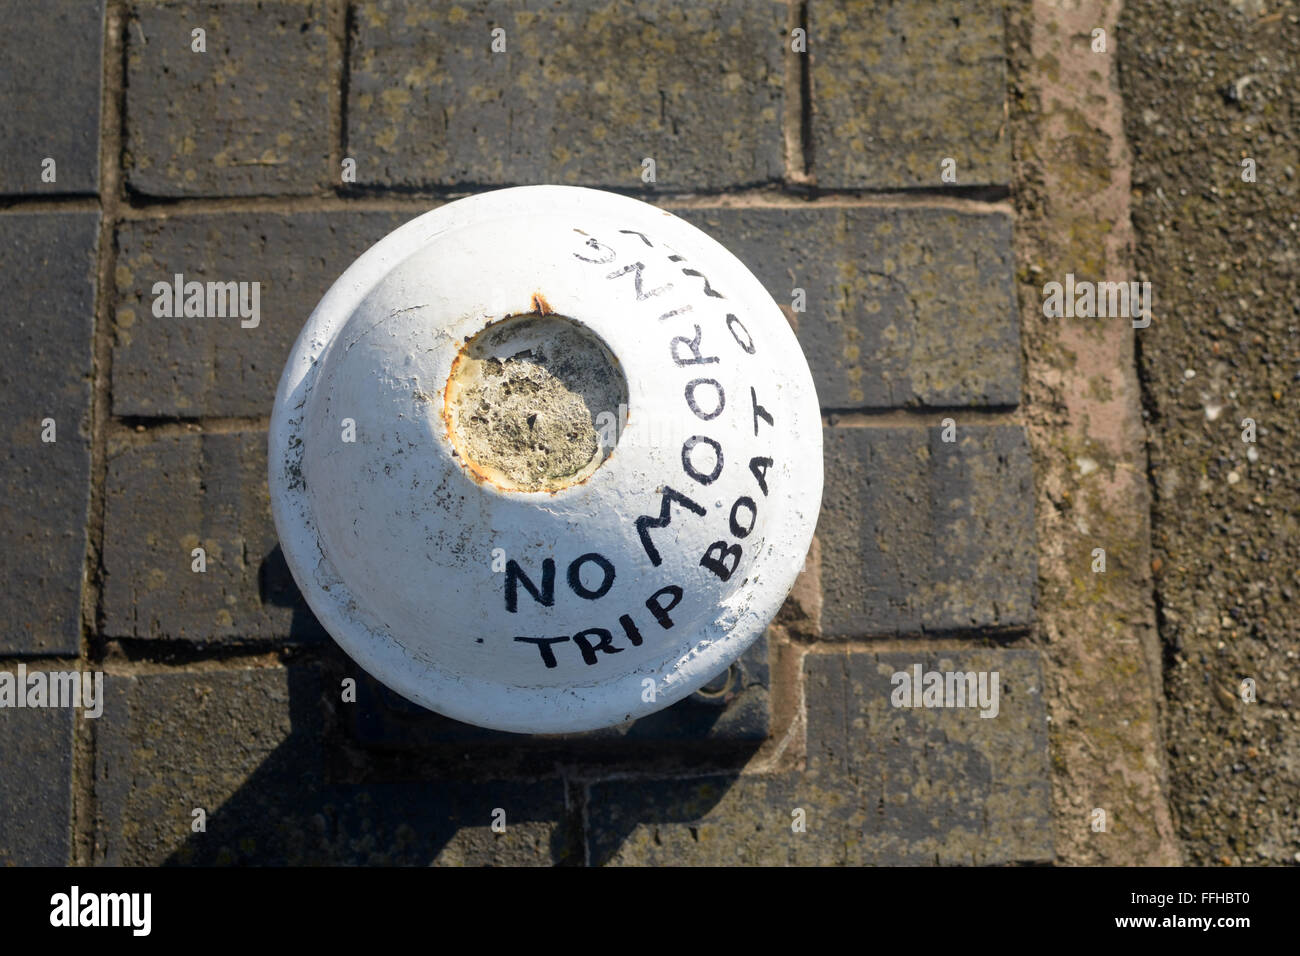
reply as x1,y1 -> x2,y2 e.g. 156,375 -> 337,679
443,309 -> 627,493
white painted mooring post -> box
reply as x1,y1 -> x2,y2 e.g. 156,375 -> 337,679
269,186 -> 823,733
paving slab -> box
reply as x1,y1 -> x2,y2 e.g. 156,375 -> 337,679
124,1 -> 331,196
817,424 -> 1037,636
112,211 -> 408,418
676,205 -> 1020,408
0,702 -> 75,865
347,0 -> 786,190
586,648 -> 1053,864
809,0 -> 1010,189
0,211 -> 99,656
95,665 -> 569,864
0,0 -> 104,195
102,430 -> 325,644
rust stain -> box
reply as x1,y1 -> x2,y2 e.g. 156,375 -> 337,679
442,341 -> 506,490
441,309 -> 621,495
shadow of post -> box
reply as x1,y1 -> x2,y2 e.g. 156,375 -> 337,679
155,546 -> 761,864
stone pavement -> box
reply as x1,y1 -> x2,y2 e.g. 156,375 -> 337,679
0,0 -> 1096,866
1118,0 -> 1300,865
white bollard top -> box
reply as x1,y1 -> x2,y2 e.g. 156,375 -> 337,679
269,185 -> 822,733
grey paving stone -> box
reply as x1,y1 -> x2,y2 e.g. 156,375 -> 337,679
94,666 -> 321,864
0,702 -> 75,865
586,648 -> 1053,865
675,205 -> 1020,408
114,204 -> 1018,418
112,211 -> 408,418
809,0 -> 1010,189
817,424 -> 1036,636
814,648 -> 1052,864
0,1 -> 104,195
101,430 -> 325,644
347,0 -> 786,190
586,772 -> 810,865
0,212 -> 99,656
124,1 -> 330,196
95,666 -> 570,864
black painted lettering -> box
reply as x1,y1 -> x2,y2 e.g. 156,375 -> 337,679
567,552 -> 615,600
750,387 -> 774,435
514,635 -> 570,669
505,558 -> 555,613
618,228 -> 654,247
572,627 -> 622,666
619,613 -> 644,647
700,541 -> 742,582
729,496 -> 757,538
646,584 -> 684,629
685,378 -> 725,421
727,313 -> 755,354
573,236 -> 616,264
635,487 -> 707,566
681,267 -> 724,298
681,435 -> 724,485
749,456 -> 772,496
606,261 -> 671,300
670,325 -> 719,366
